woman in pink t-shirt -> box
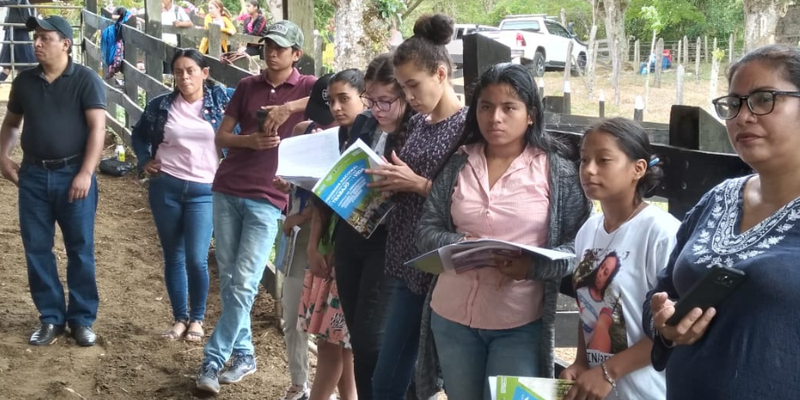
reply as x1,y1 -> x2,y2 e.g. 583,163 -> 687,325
131,49 -> 231,343
415,63 -> 591,400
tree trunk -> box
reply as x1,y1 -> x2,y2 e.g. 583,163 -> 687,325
333,0 -> 390,70
265,0 -> 282,21
602,0 -> 628,106
743,0 -> 789,52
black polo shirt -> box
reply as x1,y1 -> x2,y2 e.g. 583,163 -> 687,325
8,58 -> 106,160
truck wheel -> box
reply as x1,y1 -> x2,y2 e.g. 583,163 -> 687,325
530,51 -> 546,77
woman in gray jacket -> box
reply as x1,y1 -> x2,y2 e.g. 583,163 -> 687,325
414,63 -> 591,400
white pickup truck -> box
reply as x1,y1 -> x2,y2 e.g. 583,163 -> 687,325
478,15 -> 587,77
447,24 -> 500,69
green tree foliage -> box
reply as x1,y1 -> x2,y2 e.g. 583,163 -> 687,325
625,0 -> 743,41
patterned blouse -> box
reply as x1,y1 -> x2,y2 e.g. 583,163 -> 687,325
385,107 -> 468,295
644,176 -> 800,399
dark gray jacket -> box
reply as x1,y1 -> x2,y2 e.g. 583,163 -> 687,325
414,148 -> 592,398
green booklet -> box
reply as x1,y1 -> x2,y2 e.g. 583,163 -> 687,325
491,376 -> 575,400
312,139 -> 394,238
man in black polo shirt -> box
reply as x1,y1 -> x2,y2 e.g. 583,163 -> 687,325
0,16 -> 106,347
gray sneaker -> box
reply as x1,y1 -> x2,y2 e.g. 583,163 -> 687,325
196,362 -> 221,394
219,353 -> 257,384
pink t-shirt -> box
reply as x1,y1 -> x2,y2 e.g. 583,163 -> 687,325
157,95 -> 219,184
431,143 -> 551,330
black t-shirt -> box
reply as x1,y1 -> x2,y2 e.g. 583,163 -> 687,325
8,58 -> 106,159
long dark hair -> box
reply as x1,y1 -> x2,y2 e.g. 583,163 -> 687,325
452,63 -> 568,159
581,118 -> 663,200
576,252 -> 622,298
393,13 -> 454,76
728,44 -> 800,89
365,53 -> 414,152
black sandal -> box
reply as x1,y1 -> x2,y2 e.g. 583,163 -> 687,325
161,320 -> 188,341
185,320 -> 204,343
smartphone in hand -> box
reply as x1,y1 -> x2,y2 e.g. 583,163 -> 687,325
666,264 -> 746,326
256,109 -> 269,133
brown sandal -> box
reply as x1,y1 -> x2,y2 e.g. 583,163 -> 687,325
161,320 -> 188,341
185,320 -> 204,343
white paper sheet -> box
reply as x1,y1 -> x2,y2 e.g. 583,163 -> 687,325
276,127 -> 341,190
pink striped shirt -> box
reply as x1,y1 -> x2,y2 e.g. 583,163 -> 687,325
431,143 -> 550,329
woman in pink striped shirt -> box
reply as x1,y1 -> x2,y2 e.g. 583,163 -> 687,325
415,63 -> 591,400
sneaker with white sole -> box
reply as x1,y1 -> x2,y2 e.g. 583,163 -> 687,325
196,362 -> 221,394
219,352 -> 257,384
280,384 -> 309,400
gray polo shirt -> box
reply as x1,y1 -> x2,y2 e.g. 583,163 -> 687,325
8,58 -> 106,160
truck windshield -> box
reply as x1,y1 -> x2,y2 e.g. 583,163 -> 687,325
500,20 -> 540,32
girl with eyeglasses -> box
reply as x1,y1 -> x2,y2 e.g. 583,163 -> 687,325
330,53 -> 416,400
646,44 -> 800,399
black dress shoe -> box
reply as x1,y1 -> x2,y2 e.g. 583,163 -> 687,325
70,325 -> 97,347
29,323 -> 65,346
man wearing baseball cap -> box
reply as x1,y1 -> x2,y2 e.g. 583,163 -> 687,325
197,19 -> 317,394
0,15 -> 106,347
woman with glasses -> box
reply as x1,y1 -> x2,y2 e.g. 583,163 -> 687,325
330,53 -> 415,400
645,44 -> 800,399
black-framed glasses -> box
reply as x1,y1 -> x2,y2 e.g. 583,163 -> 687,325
711,90 -> 800,120
360,95 -> 400,112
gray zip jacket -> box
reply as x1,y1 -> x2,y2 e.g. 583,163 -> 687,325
414,148 -> 591,398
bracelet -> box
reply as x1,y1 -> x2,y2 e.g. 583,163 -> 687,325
601,362 -> 620,397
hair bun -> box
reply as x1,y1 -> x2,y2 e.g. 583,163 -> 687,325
413,13 -> 454,46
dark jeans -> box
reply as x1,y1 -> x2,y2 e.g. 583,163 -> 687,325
372,278 -> 427,400
148,172 -> 213,322
18,162 -> 98,327
334,224 -> 393,400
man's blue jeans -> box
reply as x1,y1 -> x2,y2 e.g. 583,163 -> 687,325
148,173 -> 213,322
18,162 -> 98,327
203,192 -> 280,368
431,311 -> 543,400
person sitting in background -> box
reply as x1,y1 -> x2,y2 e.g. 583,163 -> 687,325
198,0 -> 236,54
132,49 -> 230,344
0,0 -> 35,81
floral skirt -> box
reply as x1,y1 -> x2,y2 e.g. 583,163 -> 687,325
299,268 -> 351,348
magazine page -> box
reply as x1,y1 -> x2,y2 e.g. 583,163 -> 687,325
405,240 -> 575,274
276,127 -> 340,190
492,376 -> 574,400
312,139 -> 394,238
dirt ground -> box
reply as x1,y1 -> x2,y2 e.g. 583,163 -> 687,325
0,107 -> 297,399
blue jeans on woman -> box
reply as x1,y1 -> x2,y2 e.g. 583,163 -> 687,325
148,172 -> 213,322
372,278 -> 427,400
18,162 -> 98,327
202,192 -> 281,369
431,311 -> 543,400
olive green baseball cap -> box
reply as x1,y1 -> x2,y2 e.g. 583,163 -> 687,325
259,20 -> 304,48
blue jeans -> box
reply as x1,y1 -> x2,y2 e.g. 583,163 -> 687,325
203,192 -> 281,368
148,173 -> 213,322
18,162 -> 98,327
372,278 -> 426,400
431,312 -> 543,400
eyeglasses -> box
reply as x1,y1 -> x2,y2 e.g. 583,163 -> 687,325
711,90 -> 800,120
360,95 -> 400,112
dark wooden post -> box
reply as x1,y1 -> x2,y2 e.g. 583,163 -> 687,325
208,23 -> 222,58
122,18 -> 139,129
144,0 -> 164,95
83,0 -> 100,74
463,33 -> 511,105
